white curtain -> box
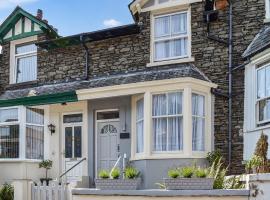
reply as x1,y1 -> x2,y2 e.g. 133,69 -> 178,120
136,98 -> 144,153
153,92 -> 183,151
192,94 -> 205,151
154,13 -> 188,60
26,108 -> 44,159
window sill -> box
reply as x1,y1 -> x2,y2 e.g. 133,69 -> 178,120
7,80 -> 38,90
0,159 -> 42,163
147,57 -> 195,67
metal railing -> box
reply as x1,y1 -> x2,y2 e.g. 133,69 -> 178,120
59,157 -> 87,179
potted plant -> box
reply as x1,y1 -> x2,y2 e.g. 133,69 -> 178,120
164,166 -> 214,190
95,167 -> 141,190
215,0 -> 228,10
39,160 -> 53,185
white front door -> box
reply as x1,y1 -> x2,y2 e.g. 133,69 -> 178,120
96,114 -> 120,173
63,113 -> 83,183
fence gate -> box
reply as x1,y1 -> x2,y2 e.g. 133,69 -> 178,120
31,180 -> 71,200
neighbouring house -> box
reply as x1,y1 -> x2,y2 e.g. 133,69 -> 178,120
242,1 -> 270,161
0,0 -> 266,191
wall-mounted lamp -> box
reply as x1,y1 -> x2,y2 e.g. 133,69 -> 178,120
48,124 -> 56,135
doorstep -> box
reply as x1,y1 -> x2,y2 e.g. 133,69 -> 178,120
72,188 -> 250,197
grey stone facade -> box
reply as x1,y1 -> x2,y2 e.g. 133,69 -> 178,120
0,0 -> 266,175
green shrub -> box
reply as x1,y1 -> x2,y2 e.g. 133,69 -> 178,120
111,168 -> 120,179
180,167 -> 194,178
195,168 -> 207,178
0,184 -> 14,200
168,169 -> 180,179
206,150 -> 222,166
223,176 -> 244,189
124,167 -> 140,179
98,170 -> 110,179
208,157 -> 227,189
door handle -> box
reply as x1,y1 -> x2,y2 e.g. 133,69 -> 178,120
117,144 -> 120,152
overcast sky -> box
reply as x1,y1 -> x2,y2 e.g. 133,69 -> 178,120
0,0 -> 134,36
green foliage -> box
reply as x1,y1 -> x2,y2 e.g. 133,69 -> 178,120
98,170 -> 110,179
124,167 -> 140,179
208,157 -> 227,189
250,155 -> 264,168
223,176 -> 245,189
180,167 -> 194,178
206,150 -> 222,166
168,169 -> 180,179
111,168 -> 120,179
195,168 -> 207,178
254,132 -> 268,167
0,184 -> 14,200
39,160 -> 53,179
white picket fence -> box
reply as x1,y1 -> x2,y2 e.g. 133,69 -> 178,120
31,180 -> 71,200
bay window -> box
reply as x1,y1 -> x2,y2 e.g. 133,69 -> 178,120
192,94 -> 205,151
153,11 -> 189,61
257,65 -> 270,123
152,92 -> 183,151
0,106 -> 45,160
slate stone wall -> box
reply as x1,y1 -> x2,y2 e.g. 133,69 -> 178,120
0,1 -> 265,173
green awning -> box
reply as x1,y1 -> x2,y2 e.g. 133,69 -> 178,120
0,91 -> 78,107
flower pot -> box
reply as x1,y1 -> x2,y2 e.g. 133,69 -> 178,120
40,178 -> 53,186
95,178 -> 141,190
215,0 -> 228,10
164,178 -> 214,190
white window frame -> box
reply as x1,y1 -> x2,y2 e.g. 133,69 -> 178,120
151,91 -> 184,153
0,105 -> 47,162
9,36 -> 37,84
255,64 -> 270,125
265,0 -> 270,21
149,7 -> 192,67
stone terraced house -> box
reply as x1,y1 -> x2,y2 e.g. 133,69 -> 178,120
0,0 -> 267,192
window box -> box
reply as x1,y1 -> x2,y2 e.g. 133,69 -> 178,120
163,178 -> 214,190
95,178 -> 141,190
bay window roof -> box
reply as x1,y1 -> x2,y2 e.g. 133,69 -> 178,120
0,63 -> 211,107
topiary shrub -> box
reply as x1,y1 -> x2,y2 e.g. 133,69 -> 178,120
254,132 -> 269,171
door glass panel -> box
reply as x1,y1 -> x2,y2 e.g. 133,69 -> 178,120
74,126 -> 82,158
65,127 -> 72,158
97,111 -> 119,120
63,114 -> 83,123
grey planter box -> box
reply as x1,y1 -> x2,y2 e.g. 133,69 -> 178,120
95,178 -> 141,190
164,178 -> 214,190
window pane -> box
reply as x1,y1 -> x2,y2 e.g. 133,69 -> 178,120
192,94 -> 205,116
259,99 -> 270,122
168,92 -> 182,115
97,111 -> 119,120
65,127 -> 73,158
136,121 -> 144,153
155,16 -> 170,38
63,114 -> 83,123
168,117 -> 183,151
26,125 -> 44,159
136,99 -> 144,120
257,68 -> 266,99
152,94 -> 167,116
192,117 -> 205,151
16,44 -> 37,54
26,108 -> 44,125
266,66 -> 270,97
171,13 -> 187,35
74,126 -> 82,158
153,118 -> 167,151
171,38 -> 187,57
155,40 -> 170,60
0,109 -> 18,123
16,55 -> 37,83
0,125 -> 19,158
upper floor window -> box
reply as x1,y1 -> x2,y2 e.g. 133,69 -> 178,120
257,65 -> 270,123
15,43 -> 37,83
153,11 -> 188,62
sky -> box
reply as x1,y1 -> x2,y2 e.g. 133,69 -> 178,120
0,0 -> 134,36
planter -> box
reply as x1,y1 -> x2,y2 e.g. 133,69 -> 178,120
164,178 -> 214,190
40,178 -> 53,186
95,178 -> 141,190
215,0 -> 228,10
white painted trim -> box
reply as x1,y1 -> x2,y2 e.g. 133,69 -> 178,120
146,57 -> 195,67
77,78 -> 217,101
9,36 -> 37,84
265,0 -> 270,21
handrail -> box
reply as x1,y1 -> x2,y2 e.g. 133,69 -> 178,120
59,157 -> 87,179
110,155 -> 122,177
